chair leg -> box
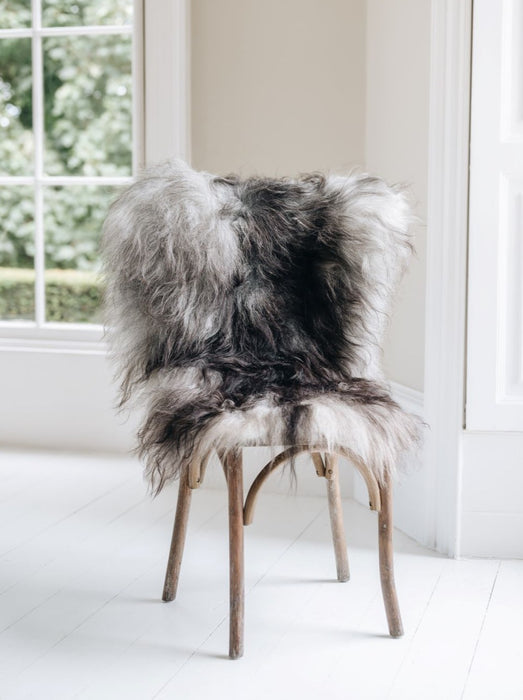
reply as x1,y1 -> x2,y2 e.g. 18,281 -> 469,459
225,449 -> 245,659
378,472 -> 403,637
325,454 -> 350,582
162,465 -> 192,602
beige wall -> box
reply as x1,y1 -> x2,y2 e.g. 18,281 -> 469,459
191,0 -> 366,175
366,0 -> 431,391
191,0 -> 429,392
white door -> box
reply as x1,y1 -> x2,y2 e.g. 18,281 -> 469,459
467,0 -> 523,431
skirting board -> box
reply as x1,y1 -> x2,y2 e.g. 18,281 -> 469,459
353,381 -> 427,546
459,431 -> 523,559
389,382 -> 430,548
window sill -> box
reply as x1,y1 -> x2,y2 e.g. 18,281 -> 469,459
0,323 -> 106,354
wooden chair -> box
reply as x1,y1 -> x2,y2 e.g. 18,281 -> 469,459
102,159 -> 421,659
162,447 -> 402,659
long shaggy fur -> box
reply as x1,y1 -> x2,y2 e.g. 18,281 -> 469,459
102,160 -> 422,492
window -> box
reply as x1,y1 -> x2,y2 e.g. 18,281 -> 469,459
0,0 -> 142,340
0,1 -> 186,452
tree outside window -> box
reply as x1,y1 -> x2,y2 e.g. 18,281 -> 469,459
0,0 -> 134,324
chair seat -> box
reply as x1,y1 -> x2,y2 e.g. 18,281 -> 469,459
140,371 -> 421,490
201,385 -> 419,478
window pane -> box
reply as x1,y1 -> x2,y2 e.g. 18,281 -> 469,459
43,35 -> 132,177
42,0 -> 132,27
0,187 -> 35,321
0,2 -> 32,29
0,38 -> 33,176
44,186 -> 117,323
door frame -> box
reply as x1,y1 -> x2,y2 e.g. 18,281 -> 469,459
423,0 -> 472,555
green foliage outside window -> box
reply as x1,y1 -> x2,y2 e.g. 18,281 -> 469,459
0,0 -> 133,322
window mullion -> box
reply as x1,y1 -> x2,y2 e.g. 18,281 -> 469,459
132,0 -> 145,172
31,0 -> 45,327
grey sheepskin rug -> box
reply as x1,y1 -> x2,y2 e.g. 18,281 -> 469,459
102,160 -> 422,493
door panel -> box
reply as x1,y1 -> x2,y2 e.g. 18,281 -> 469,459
467,0 -> 523,430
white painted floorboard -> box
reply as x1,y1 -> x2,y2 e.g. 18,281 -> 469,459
0,450 -> 521,699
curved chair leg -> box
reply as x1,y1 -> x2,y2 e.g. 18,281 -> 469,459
244,445 -> 381,526
225,449 -> 245,659
311,451 -> 326,476
188,451 -> 212,489
324,454 -> 350,582
162,465 -> 192,602
378,472 -> 403,637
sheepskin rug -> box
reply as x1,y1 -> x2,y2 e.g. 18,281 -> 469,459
102,160 -> 422,492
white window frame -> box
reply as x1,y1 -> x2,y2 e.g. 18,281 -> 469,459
0,0 -> 183,349
143,0 -> 190,168
0,0 -> 140,344
0,1 -> 189,454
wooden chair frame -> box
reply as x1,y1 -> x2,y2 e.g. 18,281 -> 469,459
162,447 -> 403,659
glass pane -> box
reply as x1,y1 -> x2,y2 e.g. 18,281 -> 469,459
0,1 -> 32,29
0,38 -> 33,176
0,187 -> 35,321
42,0 -> 132,27
44,186 -> 118,323
43,35 -> 132,177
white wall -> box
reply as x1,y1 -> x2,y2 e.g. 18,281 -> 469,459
190,0 -> 429,390
365,0 -> 431,392
191,0 -> 366,175
191,0 -> 431,392
0,349 -> 137,452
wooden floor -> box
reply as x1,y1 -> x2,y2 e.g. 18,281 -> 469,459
0,450 -> 521,700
